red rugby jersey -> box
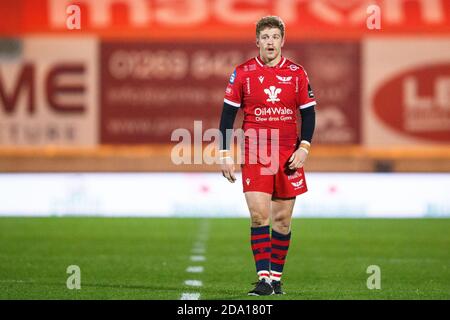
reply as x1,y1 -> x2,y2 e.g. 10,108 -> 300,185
224,56 -> 316,145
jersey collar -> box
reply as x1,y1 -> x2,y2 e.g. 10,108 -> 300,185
255,55 -> 287,69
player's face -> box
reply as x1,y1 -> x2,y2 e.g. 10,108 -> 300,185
256,27 -> 284,63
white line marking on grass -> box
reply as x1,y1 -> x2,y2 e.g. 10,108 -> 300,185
186,266 -> 204,273
190,255 -> 205,262
193,241 -> 206,247
197,234 -> 209,241
0,280 -> 28,283
192,247 -> 205,254
180,221 -> 210,301
185,280 -> 203,287
180,293 -> 201,300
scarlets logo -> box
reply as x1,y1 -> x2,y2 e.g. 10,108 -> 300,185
291,180 -> 304,189
276,75 -> 292,84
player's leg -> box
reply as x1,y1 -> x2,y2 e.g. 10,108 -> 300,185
269,143 -> 306,294
245,191 -> 274,295
271,197 -> 295,234
270,197 -> 295,294
245,191 -> 271,275
270,196 -> 295,294
245,191 -> 271,227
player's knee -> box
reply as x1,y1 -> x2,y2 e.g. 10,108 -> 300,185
250,213 -> 269,227
274,224 -> 290,234
272,215 -> 291,233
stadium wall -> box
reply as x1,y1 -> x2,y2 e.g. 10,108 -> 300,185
0,172 -> 449,218
1,1 -> 450,172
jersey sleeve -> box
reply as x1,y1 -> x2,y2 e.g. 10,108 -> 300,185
223,68 -> 243,108
297,68 -> 317,110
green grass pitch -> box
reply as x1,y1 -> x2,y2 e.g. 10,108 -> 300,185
0,217 -> 449,300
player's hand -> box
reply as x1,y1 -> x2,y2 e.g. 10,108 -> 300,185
220,156 -> 236,183
288,148 -> 308,170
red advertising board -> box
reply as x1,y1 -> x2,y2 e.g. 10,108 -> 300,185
373,64 -> 450,142
100,41 -> 361,144
295,42 -> 361,144
1,0 -> 449,39
364,38 -> 450,146
100,42 -> 255,144
0,37 -> 98,146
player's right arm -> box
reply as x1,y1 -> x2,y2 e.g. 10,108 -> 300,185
219,68 -> 243,183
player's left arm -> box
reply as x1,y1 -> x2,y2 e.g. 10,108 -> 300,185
288,70 -> 316,170
288,106 -> 315,169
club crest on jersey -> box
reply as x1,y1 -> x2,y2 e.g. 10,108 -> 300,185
264,86 -> 282,104
289,64 -> 299,71
258,76 -> 264,84
276,75 -> 292,84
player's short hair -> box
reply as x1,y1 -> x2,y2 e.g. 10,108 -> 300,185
256,16 -> 285,39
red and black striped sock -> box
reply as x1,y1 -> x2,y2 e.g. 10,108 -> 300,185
250,225 -> 271,280
270,229 -> 291,282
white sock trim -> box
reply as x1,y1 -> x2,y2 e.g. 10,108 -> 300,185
270,271 -> 282,281
257,270 -> 271,281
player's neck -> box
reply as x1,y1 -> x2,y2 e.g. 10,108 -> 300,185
259,53 -> 282,67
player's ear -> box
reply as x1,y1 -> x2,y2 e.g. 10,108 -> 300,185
256,38 -> 260,48
281,36 -> 285,48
